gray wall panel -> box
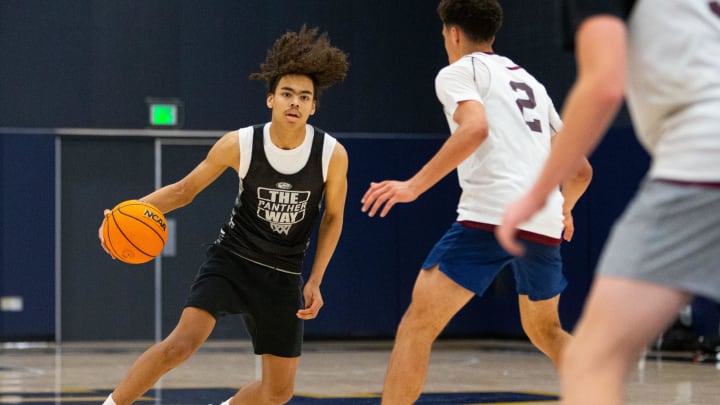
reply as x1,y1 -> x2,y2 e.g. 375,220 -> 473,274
60,137 -> 156,340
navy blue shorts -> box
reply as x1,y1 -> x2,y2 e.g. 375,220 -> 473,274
185,244 -> 304,357
422,222 -> 566,301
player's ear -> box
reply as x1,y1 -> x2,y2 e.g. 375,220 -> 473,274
450,26 -> 461,43
266,94 -> 274,109
310,100 -> 316,116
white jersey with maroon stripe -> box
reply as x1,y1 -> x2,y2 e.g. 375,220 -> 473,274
435,52 -> 565,238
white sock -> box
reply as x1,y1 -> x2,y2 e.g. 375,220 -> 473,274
102,394 -> 117,405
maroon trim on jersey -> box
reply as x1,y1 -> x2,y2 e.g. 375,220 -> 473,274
506,66 -> 522,70
710,1 -> 720,19
458,221 -> 562,247
655,178 -> 720,189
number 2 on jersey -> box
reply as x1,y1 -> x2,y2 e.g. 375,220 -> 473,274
509,81 -> 542,133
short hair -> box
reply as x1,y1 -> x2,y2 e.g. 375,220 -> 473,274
437,0 -> 503,43
250,25 -> 349,101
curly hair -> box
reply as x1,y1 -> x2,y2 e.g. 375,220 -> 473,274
250,25 -> 349,100
437,0 -> 503,43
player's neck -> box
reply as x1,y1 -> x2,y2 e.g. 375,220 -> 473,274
269,122 -> 306,150
466,43 -> 493,55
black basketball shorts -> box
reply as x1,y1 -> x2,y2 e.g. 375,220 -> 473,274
184,244 -> 304,357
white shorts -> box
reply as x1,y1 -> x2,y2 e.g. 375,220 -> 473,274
597,179 -> 720,302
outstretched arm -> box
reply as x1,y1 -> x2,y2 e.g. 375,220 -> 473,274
496,15 -> 626,255
360,100 -> 488,217
99,131 -> 239,256
137,131 -> 240,213
297,142 -> 348,320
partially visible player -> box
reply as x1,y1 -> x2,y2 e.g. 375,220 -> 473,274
496,1 -> 720,404
98,26 -> 349,405
361,1 -> 592,403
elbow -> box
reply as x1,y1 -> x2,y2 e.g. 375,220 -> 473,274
478,129 -> 489,145
572,159 -> 594,184
580,72 -> 624,112
585,63 -> 625,111
469,126 -> 489,149
321,211 -> 344,235
323,212 -> 344,230
169,181 -> 196,208
597,82 -> 624,110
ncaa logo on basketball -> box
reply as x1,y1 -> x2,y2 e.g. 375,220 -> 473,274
276,182 -> 292,190
144,209 -> 167,230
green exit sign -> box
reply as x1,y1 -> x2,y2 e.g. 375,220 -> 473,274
146,98 -> 183,128
151,104 -> 177,126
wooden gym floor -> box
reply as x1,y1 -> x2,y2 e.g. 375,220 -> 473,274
1,339 -> 719,404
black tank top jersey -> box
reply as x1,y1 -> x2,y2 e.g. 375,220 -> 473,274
216,125 -> 327,273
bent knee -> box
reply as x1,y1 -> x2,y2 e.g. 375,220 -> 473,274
160,337 -> 202,362
397,306 -> 445,341
263,383 -> 295,404
523,319 -> 563,343
561,333 -> 640,377
560,339 -> 592,378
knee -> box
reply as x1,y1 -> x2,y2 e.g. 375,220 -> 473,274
523,318 -> 563,347
561,338 -> 579,365
560,333 -> 638,378
559,338 -> 587,379
159,337 -> 201,364
262,382 -> 294,404
397,305 -> 442,342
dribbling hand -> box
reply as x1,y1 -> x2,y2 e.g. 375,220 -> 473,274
98,209 -> 116,259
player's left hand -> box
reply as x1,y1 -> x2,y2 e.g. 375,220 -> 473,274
361,180 -> 418,217
297,282 -> 323,320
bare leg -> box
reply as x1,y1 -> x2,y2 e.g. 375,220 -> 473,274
518,294 -> 572,369
561,276 -> 691,405
381,266 -> 474,405
111,307 -> 216,405
228,354 -> 299,405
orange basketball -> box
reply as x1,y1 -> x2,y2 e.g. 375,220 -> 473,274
103,200 -> 168,264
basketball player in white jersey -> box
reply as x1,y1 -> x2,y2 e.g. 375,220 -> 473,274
497,1 -> 720,404
361,1 -> 592,403
98,26 -> 349,405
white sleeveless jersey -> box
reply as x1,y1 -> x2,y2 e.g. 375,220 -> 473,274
627,0 -> 720,182
435,52 -> 564,238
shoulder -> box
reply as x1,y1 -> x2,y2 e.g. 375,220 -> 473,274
437,57 -> 476,82
318,129 -> 337,148
238,125 -> 255,140
313,126 -> 340,153
215,130 -> 240,149
205,130 -> 241,169
313,127 -> 343,154
327,139 -> 348,174
330,139 -> 347,159
435,57 -> 478,93
216,126 -> 255,146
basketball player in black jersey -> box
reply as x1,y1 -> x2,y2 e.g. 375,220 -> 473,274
98,26 -> 349,405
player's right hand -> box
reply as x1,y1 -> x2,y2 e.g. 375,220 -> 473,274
496,193 -> 546,256
98,209 -> 116,259
360,180 -> 418,218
